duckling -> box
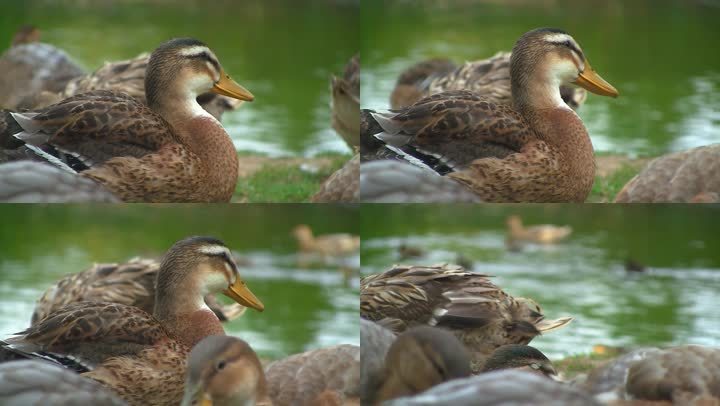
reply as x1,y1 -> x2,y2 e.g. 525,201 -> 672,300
181,335 -> 270,406
30,256 -> 248,326
0,38 -> 254,202
292,224 -> 360,257
398,243 -> 424,260
363,28 -> 619,202
377,326 -> 472,403
0,25 -> 85,110
3,236 -> 264,406
360,264 -> 572,373
265,344 -> 360,406
624,258 -> 646,273
614,144 -> 720,203
390,51 -> 586,110
0,359 -> 127,406
506,215 -> 573,245
0,161 -> 119,202
310,153 -> 360,203
384,370 -> 600,406
360,319 -> 396,405
331,54 -> 360,148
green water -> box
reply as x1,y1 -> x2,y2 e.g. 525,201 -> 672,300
361,0 -> 720,157
0,0 -> 359,157
0,204 -> 360,359
360,204 -> 720,359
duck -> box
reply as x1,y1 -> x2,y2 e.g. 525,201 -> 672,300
390,51 -> 586,110
397,243 -> 424,260
0,25 -> 85,110
0,359 -> 128,405
33,53 -> 243,122
481,344 -> 557,378
181,335 -> 270,406
505,215 -> 572,245
624,258 -> 646,273
310,153 -> 360,202
360,264 -> 572,373
292,224 -> 360,257
614,144 -> 720,203
359,159 -> 482,202
30,256 -> 249,326
2,236 -> 264,406
362,28 -> 619,202
331,54 -> 360,149
0,160 -> 119,202
384,370 -> 599,406
376,326 -> 472,403
0,37 -> 254,202
264,344 -> 360,405
360,319 -> 396,405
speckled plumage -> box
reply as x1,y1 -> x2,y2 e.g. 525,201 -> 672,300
360,264 -> 572,372
311,154 -> 360,202
331,54 -> 360,148
265,344 -> 360,406
615,144 -> 720,203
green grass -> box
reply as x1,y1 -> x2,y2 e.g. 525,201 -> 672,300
588,164 -> 642,203
233,154 -> 350,202
555,350 -> 620,378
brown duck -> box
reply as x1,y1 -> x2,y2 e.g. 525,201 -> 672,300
3,236 -> 264,406
311,153 -> 360,203
390,51 -> 586,110
506,215 -> 572,245
0,38 -> 254,202
363,28 -> 619,202
31,256 -> 248,326
360,264 -> 572,372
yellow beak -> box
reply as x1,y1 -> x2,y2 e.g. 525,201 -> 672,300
223,278 -> 264,312
212,69 -> 254,102
200,396 -> 213,406
573,60 -> 619,98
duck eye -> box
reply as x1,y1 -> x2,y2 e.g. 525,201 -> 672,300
216,360 -> 227,370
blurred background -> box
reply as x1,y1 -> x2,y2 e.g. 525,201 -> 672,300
360,204 -> 720,359
1,0 -> 358,157
0,204 -> 360,360
361,0 -> 720,157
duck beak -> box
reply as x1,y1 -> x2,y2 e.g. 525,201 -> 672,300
535,316 -> 573,333
199,395 -> 213,406
212,69 -> 254,102
573,60 -> 619,98
223,278 -> 264,312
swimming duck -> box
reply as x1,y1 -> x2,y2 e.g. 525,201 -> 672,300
292,224 -> 360,257
376,326 -> 472,403
265,344 -> 360,405
506,215 -> 572,245
390,51 -> 586,110
310,153 -> 360,202
181,335 -> 270,406
331,54 -> 360,149
30,256 -> 248,326
360,264 -> 572,373
0,359 -> 127,406
0,160 -> 119,202
363,28 -> 619,202
0,38 -> 254,202
397,243 -> 424,260
385,370 -> 599,406
0,25 -> 85,110
614,144 -> 720,203
3,236 -> 264,406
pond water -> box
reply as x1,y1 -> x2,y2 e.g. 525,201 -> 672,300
1,0 -> 359,157
360,204 -> 720,359
0,204 -> 360,360
360,0 -> 720,157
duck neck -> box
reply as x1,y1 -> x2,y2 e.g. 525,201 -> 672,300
153,278 -> 225,347
153,97 -> 239,201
